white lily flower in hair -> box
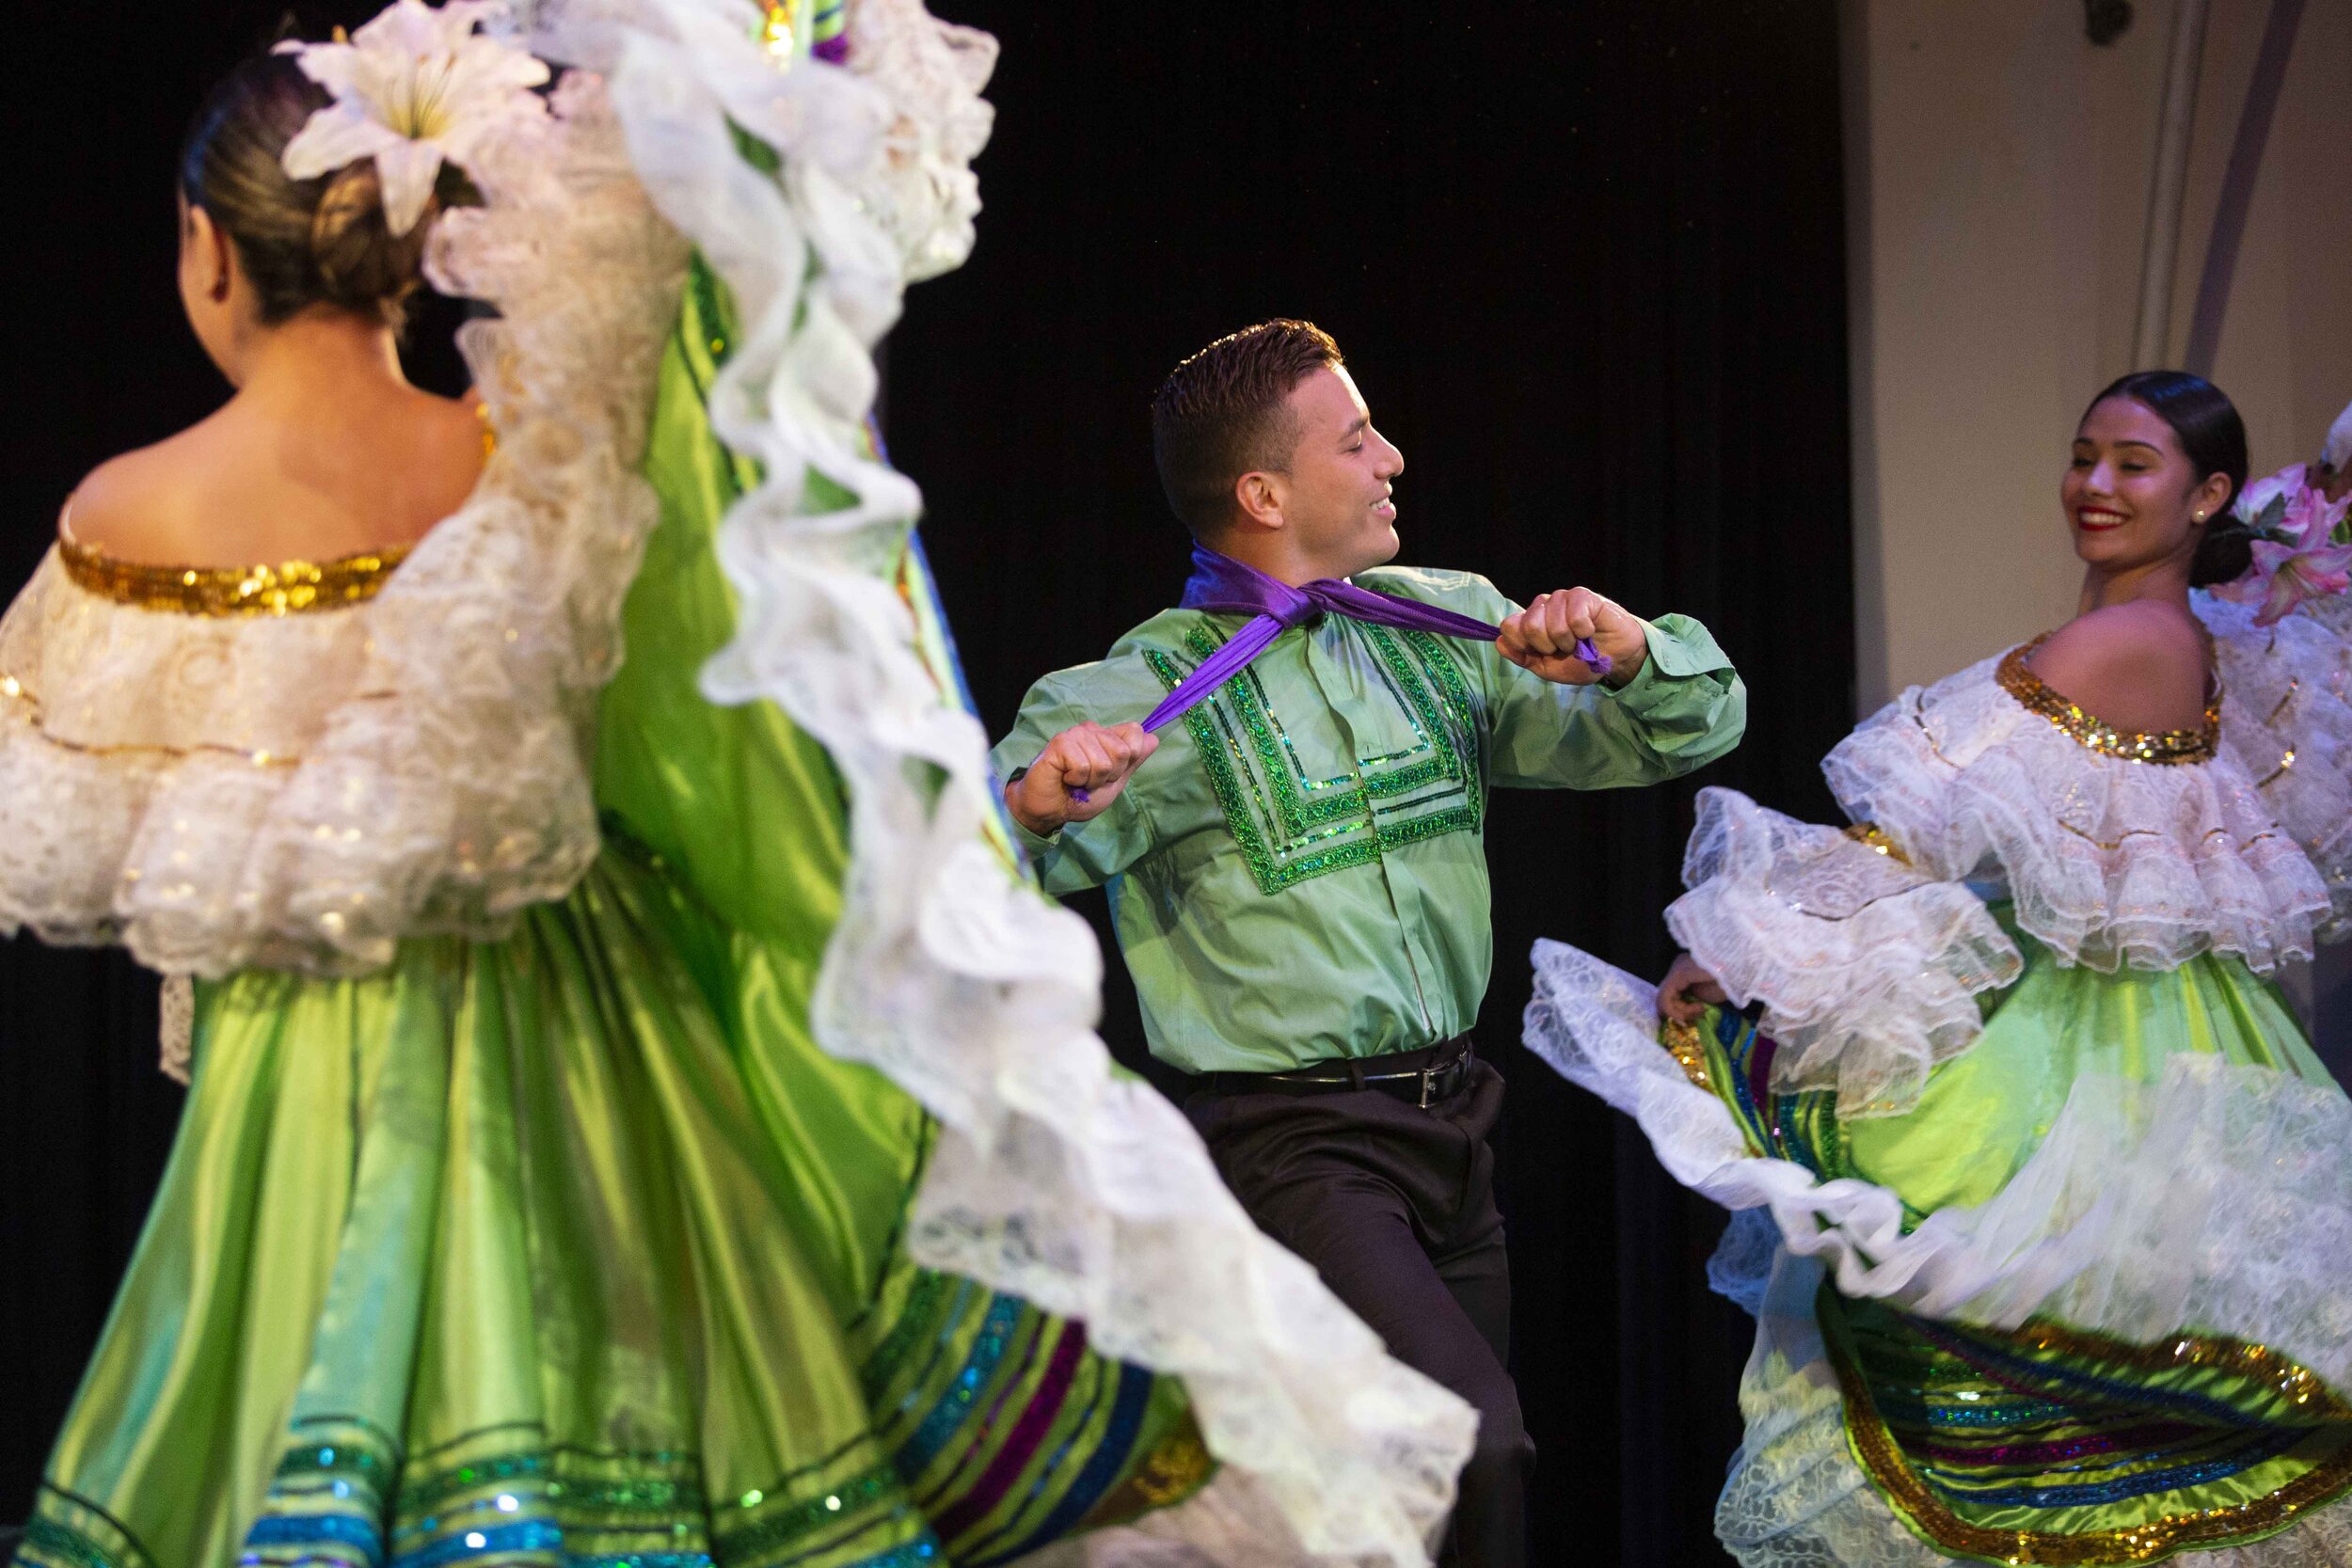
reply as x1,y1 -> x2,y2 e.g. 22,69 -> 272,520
278,0 -> 551,237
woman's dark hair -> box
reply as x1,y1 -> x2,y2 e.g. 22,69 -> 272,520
2081,370 -> 2251,587
178,54 -> 441,333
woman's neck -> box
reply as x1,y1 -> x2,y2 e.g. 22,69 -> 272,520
230,310 -> 409,414
2077,555 -> 2193,617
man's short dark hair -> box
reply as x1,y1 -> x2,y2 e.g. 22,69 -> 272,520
1150,319 -> 1344,535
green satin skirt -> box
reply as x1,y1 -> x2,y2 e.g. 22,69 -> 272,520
1693,914 -> 2352,1562
13,263 -> 1207,1568
20,842 -> 1203,1568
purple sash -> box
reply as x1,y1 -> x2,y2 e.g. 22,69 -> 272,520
1137,545 -> 1603,733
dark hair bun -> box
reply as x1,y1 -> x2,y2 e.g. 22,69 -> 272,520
2190,521 -> 2255,589
180,53 -> 451,333
309,160 -> 436,317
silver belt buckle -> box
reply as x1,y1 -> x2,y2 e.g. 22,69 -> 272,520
1418,1064 -> 1436,1110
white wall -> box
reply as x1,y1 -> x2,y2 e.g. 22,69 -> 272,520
1844,0 -> 2352,711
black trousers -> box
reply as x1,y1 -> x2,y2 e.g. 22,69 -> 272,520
1184,1047 -> 1531,1568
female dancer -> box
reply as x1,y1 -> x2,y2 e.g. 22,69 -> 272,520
1,5 -> 1470,1567
1529,370 -> 2352,1564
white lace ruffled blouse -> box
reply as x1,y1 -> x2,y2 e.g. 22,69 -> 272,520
0,73 -> 687,989
2197,588 -> 2352,930
1524,612 -> 2352,1399
1658,630 -> 2336,1117
0,534 -> 469,977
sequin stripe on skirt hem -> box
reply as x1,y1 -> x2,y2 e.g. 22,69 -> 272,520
857,1272 -> 1210,1564
14,1491 -> 157,1568
10,1269 -> 1216,1568
16,1419 -> 938,1568
1819,1285 -> 2352,1564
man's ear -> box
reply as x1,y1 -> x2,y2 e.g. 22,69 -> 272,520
1232,469 -> 1285,532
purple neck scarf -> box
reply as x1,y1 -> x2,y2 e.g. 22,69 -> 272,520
1137,546 -> 1604,733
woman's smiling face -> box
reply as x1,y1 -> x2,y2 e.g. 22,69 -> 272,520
2062,395 -> 2230,575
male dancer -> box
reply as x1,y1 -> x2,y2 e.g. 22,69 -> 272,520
991,320 -> 1745,1566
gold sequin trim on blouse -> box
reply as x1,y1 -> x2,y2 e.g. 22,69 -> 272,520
58,532 -> 408,617
1996,636 -> 2219,765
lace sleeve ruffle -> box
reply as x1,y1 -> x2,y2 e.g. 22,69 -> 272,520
1662,788 -> 2021,1117
2197,589 -> 2352,935
1524,943 -> 2352,1396
0,78 -> 687,983
1825,650 -> 2330,974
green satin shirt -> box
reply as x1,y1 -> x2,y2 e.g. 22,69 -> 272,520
992,565 -> 1746,1075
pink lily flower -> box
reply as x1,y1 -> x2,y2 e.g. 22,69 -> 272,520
2245,535 -> 2352,626
2212,463 -> 2352,625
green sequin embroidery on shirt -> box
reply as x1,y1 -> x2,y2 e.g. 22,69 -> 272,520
1406,626 -> 1483,737
1145,621 -> 1486,895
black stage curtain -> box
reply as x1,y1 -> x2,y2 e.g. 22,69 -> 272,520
892,6 -> 1851,1561
2,5 -> 1851,1562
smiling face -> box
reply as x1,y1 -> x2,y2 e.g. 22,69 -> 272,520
2063,396 -> 2232,577
1266,364 -> 1406,578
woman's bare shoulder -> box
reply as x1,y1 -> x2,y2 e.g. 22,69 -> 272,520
64,390 -> 485,566
386,388 -> 491,538
61,427 -> 220,562
2028,600 -> 2211,734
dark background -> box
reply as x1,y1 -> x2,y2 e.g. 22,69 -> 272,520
0,4 -> 1853,1563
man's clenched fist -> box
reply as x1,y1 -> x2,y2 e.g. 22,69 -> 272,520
1005,721 -> 1158,837
1497,587 -> 1648,687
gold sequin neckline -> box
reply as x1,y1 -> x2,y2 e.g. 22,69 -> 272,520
1995,635 -> 2219,765
57,531 -> 409,618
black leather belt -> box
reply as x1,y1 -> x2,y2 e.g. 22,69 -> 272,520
1193,1037 -> 1474,1109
